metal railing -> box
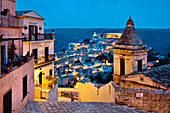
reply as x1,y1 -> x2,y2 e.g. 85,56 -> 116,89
34,54 -> 55,66
0,15 -> 22,27
0,38 -> 24,75
23,33 -> 55,41
1,56 -> 34,77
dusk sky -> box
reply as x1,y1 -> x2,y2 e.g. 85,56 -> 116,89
16,0 -> 170,29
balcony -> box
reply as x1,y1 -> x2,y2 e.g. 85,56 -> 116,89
0,37 -> 25,75
23,33 -> 55,42
1,56 -> 34,77
0,15 -> 22,27
34,54 -> 55,68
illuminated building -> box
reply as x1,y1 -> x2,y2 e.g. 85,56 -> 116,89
16,11 -> 55,89
112,17 -> 169,90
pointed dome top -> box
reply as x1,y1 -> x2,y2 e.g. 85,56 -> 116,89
115,17 -> 145,49
126,16 -> 134,27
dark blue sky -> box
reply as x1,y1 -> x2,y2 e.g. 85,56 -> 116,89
16,0 -> 170,29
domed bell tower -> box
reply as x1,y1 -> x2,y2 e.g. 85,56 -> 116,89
112,17 -> 150,84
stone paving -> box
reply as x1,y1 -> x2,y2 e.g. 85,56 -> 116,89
20,101 -> 149,113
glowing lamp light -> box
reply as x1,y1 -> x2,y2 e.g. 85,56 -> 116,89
76,77 -> 80,80
112,42 -> 115,46
156,60 -> 159,63
80,77 -> 84,80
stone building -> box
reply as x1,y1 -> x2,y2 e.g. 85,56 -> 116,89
112,16 -> 150,83
120,64 -> 170,90
0,0 -> 34,113
112,17 -> 170,90
15,10 -> 55,87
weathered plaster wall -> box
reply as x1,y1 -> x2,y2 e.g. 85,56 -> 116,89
113,51 -> 148,76
78,82 -> 115,102
78,81 -> 170,112
0,27 -> 22,62
2,0 -> 15,16
0,58 -> 34,113
22,17 -> 44,35
48,84 -> 58,101
34,62 -> 54,85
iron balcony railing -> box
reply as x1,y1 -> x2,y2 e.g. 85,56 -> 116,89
23,33 -> 55,41
0,15 -> 22,27
34,54 -> 55,66
0,57 -> 34,77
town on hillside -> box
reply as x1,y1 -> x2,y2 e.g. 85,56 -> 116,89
0,0 -> 169,113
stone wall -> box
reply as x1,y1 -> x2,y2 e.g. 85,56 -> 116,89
2,0 -> 15,16
48,84 -> 58,101
112,82 -> 170,113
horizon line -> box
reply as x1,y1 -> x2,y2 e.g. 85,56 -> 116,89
45,27 -> 170,30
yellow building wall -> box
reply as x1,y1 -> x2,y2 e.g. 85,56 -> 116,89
105,33 -> 122,38
77,82 -> 115,102
34,62 -> 54,85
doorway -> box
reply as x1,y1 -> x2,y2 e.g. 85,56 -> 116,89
1,45 -> 6,72
45,47 -> 49,62
3,89 -> 12,113
39,72 -> 42,85
29,25 -> 38,40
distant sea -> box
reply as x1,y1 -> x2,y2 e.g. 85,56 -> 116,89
45,28 -> 170,56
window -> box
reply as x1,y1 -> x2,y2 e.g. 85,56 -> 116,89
32,49 -> 38,59
1,45 -> 6,73
23,75 -> 27,100
138,60 -> 142,71
1,45 -> 6,65
97,89 -> 99,95
29,25 -> 38,41
49,69 -> 52,76
109,85 -> 111,94
45,47 -> 49,62
120,59 -> 125,75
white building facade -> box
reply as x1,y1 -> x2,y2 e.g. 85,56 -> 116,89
16,11 -> 55,86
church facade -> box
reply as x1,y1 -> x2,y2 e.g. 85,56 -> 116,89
112,17 -> 170,90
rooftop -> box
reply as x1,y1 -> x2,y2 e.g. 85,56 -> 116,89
21,101 -> 148,113
143,64 -> 170,88
116,17 -> 144,46
15,10 -> 33,15
122,64 -> 170,88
